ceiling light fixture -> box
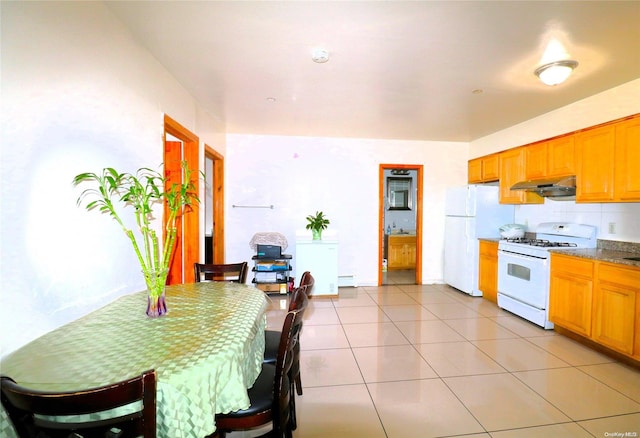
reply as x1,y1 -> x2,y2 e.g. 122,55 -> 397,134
534,60 -> 578,86
311,48 -> 329,63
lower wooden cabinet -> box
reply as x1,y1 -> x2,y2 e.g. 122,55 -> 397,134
592,263 -> 639,356
550,254 -> 640,361
549,254 -> 595,337
478,240 -> 498,303
387,235 -> 416,270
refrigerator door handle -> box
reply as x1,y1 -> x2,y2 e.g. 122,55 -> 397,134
466,219 -> 474,254
465,186 -> 476,216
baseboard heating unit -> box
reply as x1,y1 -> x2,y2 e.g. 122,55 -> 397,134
338,275 -> 357,288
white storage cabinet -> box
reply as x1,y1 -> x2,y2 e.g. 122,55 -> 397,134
295,240 -> 338,297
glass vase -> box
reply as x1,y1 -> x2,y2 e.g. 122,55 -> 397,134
143,268 -> 169,318
312,229 -> 322,240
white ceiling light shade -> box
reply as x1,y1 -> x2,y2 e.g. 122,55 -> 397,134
311,48 -> 329,63
534,60 -> 578,86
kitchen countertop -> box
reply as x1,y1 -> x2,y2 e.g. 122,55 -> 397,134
550,239 -> 640,268
478,237 -> 501,243
549,248 -> 640,268
477,237 -> 640,268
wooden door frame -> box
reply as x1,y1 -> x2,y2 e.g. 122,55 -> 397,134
205,144 -> 225,264
378,164 -> 423,285
163,114 -> 200,284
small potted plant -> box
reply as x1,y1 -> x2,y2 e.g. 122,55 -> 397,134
305,211 -> 330,240
73,161 -> 199,317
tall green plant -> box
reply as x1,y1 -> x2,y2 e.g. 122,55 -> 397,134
73,161 -> 199,301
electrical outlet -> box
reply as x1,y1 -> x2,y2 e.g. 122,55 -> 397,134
608,222 -> 616,234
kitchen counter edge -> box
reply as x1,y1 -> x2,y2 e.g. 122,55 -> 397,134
478,237 -> 502,243
550,243 -> 640,268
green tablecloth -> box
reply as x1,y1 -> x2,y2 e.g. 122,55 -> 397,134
0,282 -> 269,437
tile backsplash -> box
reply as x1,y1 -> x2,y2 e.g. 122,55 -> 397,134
598,239 -> 640,254
515,200 -> 640,243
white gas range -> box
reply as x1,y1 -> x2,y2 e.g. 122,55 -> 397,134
497,222 -> 597,329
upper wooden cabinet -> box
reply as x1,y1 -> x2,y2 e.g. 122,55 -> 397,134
468,113 -> 639,203
524,141 -> 547,180
526,135 -> 575,180
468,159 -> 482,183
576,124 -> 616,201
468,154 -> 499,183
548,135 -> 576,177
614,116 -> 640,200
576,115 -> 640,202
483,154 -> 500,181
499,148 -> 543,204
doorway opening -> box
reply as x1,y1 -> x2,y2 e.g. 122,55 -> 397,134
163,114 -> 200,285
378,164 -> 423,286
204,145 -> 225,264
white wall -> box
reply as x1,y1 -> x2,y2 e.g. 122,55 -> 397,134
0,2 -> 223,357
224,135 -> 468,287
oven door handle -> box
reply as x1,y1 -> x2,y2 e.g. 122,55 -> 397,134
498,250 -> 547,262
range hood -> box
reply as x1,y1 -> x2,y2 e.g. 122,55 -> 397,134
510,175 -> 576,199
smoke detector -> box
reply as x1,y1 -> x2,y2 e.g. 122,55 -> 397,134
311,48 -> 329,63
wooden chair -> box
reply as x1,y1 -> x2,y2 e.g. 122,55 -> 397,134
194,262 -> 248,283
264,272 -> 314,396
213,292 -> 308,438
298,271 -> 315,296
1,369 -> 157,438
263,284 -> 308,366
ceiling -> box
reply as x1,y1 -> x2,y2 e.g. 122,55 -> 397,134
107,1 -> 640,142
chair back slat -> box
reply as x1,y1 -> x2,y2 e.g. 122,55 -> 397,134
273,292 -> 308,436
194,262 -> 248,283
299,271 -> 315,295
1,370 -> 157,438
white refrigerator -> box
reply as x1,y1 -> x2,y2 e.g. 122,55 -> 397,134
444,185 -> 514,296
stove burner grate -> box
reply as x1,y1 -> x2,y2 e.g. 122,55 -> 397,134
503,237 -> 533,244
502,238 -> 578,248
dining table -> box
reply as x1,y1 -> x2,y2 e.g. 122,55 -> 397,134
0,281 -> 269,438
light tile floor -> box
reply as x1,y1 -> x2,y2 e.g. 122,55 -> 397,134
382,269 -> 416,285
236,284 -> 640,437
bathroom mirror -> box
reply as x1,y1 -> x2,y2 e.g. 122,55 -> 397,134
387,177 -> 412,210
